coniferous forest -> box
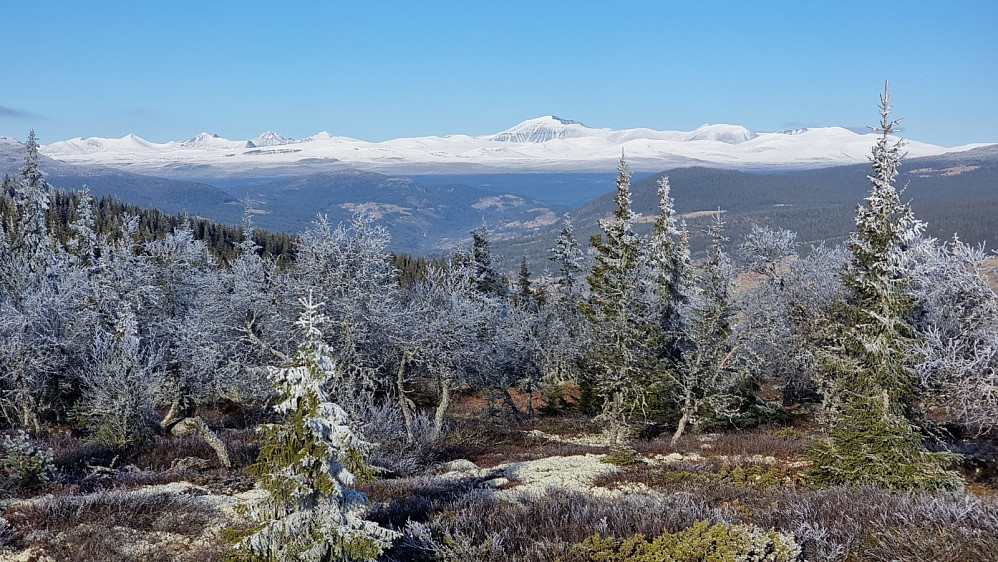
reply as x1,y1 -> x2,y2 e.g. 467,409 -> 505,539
3,86 -> 998,561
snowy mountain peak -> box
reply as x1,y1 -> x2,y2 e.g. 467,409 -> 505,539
250,131 -> 294,147
485,115 -> 593,143
548,116 -> 585,126
179,132 -> 253,150
304,131 -> 336,142
685,124 -> 757,144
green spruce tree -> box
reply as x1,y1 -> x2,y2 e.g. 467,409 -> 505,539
807,82 -> 961,491
580,154 -> 646,447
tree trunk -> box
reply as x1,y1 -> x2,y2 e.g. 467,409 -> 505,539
607,390 -> 623,448
525,382 -> 534,418
167,416 -> 231,468
22,401 -> 39,433
432,377 -> 452,441
162,397 -> 183,428
191,417 -> 231,468
396,353 -> 415,442
502,388 -> 521,416
671,390 -> 694,445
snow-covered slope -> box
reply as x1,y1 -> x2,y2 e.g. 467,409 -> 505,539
37,117 -> 991,179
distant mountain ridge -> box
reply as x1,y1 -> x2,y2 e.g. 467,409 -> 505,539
1,135 -> 564,253
32,117 -> 993,180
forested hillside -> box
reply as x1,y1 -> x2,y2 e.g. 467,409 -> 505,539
502,146 -> 998,267
3,90 -> 998,561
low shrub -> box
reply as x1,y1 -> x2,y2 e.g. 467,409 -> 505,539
0,431 -> 55,492
357,399 -> 441,477
569,521 -> 803,562
600,448 -> 646,466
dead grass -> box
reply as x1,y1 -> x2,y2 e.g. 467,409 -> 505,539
4,488 -> 221,561
438,414 -> 607,468
631,426 -> 811,460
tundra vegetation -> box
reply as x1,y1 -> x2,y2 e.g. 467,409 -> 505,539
2,85 -> 998,561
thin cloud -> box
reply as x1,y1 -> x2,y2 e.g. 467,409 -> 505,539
0,105 -> 45,120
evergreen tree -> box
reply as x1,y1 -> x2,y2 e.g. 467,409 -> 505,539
13,130 -> 53,274
470,225 -> 507,297
647,175 -> 692,321
580,154 -> 646,447
807,82 -> 961,491
515,255 -> 534,310
644,176 -> 695,380
548,216 -> 584,295
234,292 -> 397,561
67,187 -> 98,265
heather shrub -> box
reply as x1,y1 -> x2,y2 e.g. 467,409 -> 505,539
4,489 -> 219,561
600,448 -> 646,466
356,398 -> 440,477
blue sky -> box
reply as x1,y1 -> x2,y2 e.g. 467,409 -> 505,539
1,1 -> 995,146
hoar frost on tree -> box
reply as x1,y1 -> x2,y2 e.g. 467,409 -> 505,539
233,292 -> 397,561
580,154 -> 648,447
807,81 -> 961,491
663,212 -> 747,444
646,175 -> 693,334
288,213 -> 399,417
0,132 -> 83,430
911,237 -> 998,436
736,224 -> 820,406
549,215 -> 584,296
391,258 -> 496,441
79,305 -> 163,447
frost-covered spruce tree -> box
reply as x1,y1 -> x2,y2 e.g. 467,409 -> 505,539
234,292 -> 398,561
807,82 -> 961,491
647,175 -> 693,329
549,215 -> 584,296
470,224 -> 507,297
13,131 -> 54,274
66,187 -> 98,266
579,154 -> 647,447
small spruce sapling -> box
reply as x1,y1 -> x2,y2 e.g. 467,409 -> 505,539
232,292 -> 397,561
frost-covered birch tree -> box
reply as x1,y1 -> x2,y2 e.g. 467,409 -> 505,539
911,237 -> 998,436
79,304 -> 163,446
289,214 -> 400,415
391,259 -> 494,441
665,213 -> 746,443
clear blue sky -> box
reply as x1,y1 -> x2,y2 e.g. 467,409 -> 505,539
1,1 -> 995,146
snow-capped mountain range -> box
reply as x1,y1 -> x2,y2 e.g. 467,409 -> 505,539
37,116 -> 990,179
